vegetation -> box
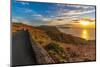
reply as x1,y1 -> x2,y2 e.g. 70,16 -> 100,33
12,23 -> 96,63
45,43 -> 64,53
45,42 -> 70,62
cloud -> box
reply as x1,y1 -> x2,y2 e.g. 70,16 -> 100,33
31,14 -> 43,17
24,9 -> 33,13
31,13 -> 44,20
42,18 -> 51,21
65,4 -> 94,9
61,9 -> 95,16
32,14 -> 49,21
49,5 -> 95,22
21,2 -> 29,5
45,19 -> 73,26
13,2 -> 95,26
45,5 -> 95,26
17,7 -> 33,13
12,18 -> 19,22
12,16 -> 29,23
31,11 -> 51,21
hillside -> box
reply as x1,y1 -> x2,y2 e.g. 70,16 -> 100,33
12,30 -> 55,66
37,26 -> 88,45
12,22 -> 96,63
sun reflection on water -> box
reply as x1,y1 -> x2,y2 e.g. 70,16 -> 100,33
81,29 -> 89,40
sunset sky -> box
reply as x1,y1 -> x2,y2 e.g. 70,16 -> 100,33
12,0 -> 96,26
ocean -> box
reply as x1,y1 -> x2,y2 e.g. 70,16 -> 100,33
58,28 -> 95,40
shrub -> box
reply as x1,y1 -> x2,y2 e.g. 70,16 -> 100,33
46,43 -> 64,53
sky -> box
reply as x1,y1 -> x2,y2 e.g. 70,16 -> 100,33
12,0 -> 96,26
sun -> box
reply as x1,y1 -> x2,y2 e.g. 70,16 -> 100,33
80,21 -> 89,26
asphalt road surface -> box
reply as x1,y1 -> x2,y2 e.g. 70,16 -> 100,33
12,30 -> 37,66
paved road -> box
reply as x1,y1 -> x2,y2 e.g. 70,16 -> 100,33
12,30 -> 37,66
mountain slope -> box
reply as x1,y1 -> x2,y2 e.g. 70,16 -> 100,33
12,23 -> 96,63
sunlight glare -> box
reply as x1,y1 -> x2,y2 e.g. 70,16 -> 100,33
80,21 -> 89,26
81,29 -> 89,40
